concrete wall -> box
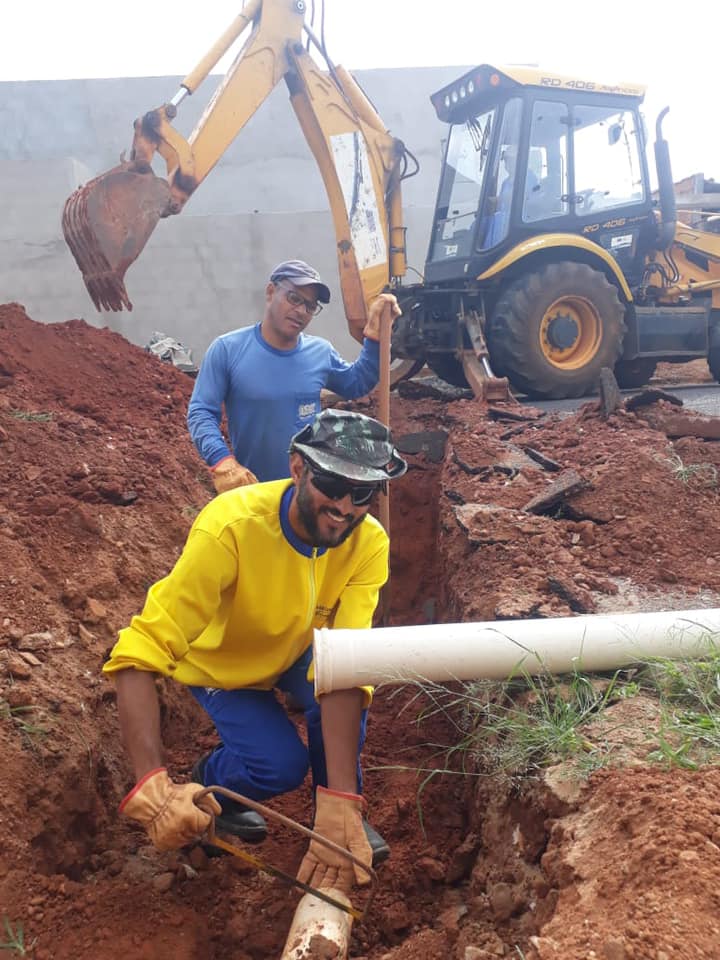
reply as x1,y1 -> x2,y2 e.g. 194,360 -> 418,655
0,66 -> 467,360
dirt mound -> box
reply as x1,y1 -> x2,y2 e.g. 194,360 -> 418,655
2,301 -> 720,959
534,766 -> 720,960
0,302 -> 210,635
436,395 -> 720,622
654,358 -> 713,384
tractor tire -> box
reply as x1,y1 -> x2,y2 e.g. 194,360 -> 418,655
487,262 -> 626,400
389,296 -> 430,388
390,358 -> 425,388
613,356 -> 657,389
426,354 -> 469,388
709,322 -> 720,383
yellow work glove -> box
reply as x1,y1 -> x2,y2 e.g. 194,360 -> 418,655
119,767 -> 221,852
210,455 -> 258,494
362,293 -> 402,343
296,786 -> 373,895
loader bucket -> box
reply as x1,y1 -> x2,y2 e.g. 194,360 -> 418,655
62,165 -> 172,312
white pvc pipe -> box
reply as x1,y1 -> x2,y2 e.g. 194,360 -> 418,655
280,889 -> 352,959
313,608 -> 720,693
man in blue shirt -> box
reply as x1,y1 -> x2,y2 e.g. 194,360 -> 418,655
481,145 -> 539,249
188,259 -> 400,492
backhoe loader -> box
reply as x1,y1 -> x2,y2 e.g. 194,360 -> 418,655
62,0 -> 720,400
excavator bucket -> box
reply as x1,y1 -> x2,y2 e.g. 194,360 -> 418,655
62,165 -> 171,312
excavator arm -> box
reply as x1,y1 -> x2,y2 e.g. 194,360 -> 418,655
62,0 -> 407,344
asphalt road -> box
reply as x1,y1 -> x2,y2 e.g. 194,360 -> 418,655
525,383 -> 720,418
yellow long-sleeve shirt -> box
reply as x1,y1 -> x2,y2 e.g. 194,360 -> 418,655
103,480 -> 388,690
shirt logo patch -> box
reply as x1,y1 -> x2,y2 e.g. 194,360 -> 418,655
298,401 -> 318,419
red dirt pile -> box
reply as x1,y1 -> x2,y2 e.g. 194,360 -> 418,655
436,393 -> 720,621
2,301 -> 720,959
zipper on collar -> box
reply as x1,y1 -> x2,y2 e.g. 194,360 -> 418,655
305,548 -> 318,631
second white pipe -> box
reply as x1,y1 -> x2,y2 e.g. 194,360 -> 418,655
280,890 -> 352,959
313,608 -> 720,693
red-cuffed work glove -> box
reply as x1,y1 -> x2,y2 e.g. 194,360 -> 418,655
296,786 -> 373,894
210,456 -> 257,494
362,293 -> 402,342
119,767 -> 221,851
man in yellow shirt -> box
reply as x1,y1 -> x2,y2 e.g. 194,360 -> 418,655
103,409 -> 407,894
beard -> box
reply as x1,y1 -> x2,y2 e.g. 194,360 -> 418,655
295,473 -> 366,547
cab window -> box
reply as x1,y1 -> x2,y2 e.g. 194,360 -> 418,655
430,108 -> 495,261
573,105 -> 645,214
523,100 -> 569,223
477,97 -> 523,250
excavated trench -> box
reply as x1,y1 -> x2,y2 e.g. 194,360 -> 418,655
3,304 -> 720,958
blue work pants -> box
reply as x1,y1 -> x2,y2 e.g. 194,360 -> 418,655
189,646 -> 367,809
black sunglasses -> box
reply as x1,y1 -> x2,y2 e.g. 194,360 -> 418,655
306,464 -> 381,506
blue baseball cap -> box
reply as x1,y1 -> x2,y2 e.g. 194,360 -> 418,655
269,260 -> 331,304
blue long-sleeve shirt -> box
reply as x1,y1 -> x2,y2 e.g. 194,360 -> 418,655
187,323 -> 380,481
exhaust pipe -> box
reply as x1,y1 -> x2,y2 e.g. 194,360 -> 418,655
313,608 -> 720,693
654,107 -> 677,252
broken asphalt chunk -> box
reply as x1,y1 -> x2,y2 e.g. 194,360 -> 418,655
625,388 -> 683,411
451,443 -> 537,478
521,447 -> 562,472
487,405 -> 545,423
599,367 -> 623,417
395,430 -> 448,462
521,469 -> 586,515
397,376 -> 473,401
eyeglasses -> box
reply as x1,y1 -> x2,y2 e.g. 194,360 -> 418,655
277,281 -> 323,317
306,464 -> 381,506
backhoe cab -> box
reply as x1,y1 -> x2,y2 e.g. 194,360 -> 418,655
391,63 -> 720,398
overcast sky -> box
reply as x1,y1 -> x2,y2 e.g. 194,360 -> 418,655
2,0 -> 717,181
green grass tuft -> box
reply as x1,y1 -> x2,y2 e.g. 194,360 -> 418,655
0,916 -> 36,955
8,410 -> 53,422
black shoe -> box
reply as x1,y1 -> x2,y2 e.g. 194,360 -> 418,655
191,753 -> 268,845
364,819 -> 390,866
214,804 -> 267,844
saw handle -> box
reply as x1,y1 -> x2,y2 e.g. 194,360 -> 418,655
193,785 -> 378,920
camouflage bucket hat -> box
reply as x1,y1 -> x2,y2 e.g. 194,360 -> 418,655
290,409 -> 408,483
